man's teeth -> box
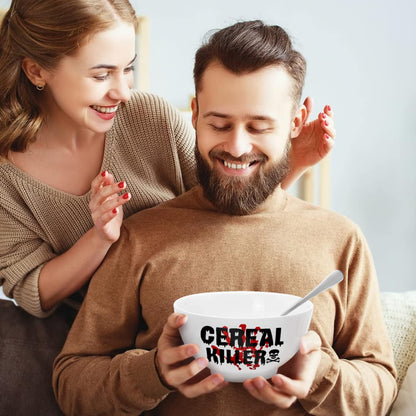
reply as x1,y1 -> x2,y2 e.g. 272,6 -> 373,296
223,160 -> 249,170
91,105 -> 118,114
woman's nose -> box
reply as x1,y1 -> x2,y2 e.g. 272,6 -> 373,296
108,77 -> 131,103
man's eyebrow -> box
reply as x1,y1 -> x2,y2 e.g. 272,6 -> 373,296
202,111 -> 276,122
89,55 -> 137,70
202,111 -> 229,119
249,115 -> 276,122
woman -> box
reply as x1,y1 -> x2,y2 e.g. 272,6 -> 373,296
0,0 -> 334,317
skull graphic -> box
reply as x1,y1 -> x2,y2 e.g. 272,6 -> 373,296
266,349 -> 280,363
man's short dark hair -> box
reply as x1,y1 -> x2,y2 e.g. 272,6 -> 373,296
193,20 -> 306,104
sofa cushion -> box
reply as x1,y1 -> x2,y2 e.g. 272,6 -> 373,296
390,359 -> 416,416
380,291 -> 416,388
0,300 -> 73,415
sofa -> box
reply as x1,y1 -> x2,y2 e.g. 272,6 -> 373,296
380,291 -> 416,415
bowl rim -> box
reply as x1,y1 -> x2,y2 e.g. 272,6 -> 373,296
173,290 -> 313,319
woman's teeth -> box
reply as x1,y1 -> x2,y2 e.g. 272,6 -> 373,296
91,105 -> 118,114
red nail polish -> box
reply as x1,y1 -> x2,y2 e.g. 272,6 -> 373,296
112,208 -> 118,214
324,134 -> 330,140
101,171 -> 107,177
118,181 -> 125,189
327,105 -> 332,112
324,120 -> 329,126
321,113 -> 326,119
122,192 -> 130,200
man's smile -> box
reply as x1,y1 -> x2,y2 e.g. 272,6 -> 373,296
214,155 -> 263,176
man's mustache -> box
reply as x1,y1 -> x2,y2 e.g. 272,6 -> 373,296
208,150 -> 268,164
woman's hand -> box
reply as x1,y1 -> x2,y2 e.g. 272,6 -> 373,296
39,170 -> 132,310
89,170 -> 131,243
281,97 -> 335,190
291,97 -> 335,171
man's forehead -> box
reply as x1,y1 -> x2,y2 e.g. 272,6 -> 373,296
197,64 -> 295,120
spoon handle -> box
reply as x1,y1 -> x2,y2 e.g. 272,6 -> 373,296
280,270 -> 344,316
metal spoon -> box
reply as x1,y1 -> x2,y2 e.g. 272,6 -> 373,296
280,270 -> 344,316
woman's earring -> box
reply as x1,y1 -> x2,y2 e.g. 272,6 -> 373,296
36,84 -> 44,91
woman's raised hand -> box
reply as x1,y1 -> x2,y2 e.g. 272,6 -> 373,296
291,97 -> 336,171
89,170 -> 131,243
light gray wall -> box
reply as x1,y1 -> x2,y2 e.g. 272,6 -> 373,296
1,0 -> 415,292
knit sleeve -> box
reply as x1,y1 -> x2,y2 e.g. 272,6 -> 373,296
53,225 -> 171,415
299,225 -> 397,414
0,205 -> 56,318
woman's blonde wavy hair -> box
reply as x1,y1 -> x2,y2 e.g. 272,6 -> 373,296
0,0 -> 137,158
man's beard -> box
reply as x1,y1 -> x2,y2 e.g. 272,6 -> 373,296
195,139 -> 290,216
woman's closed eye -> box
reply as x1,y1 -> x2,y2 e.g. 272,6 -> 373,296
124,65 -> 135,75
93,72 -> 111,81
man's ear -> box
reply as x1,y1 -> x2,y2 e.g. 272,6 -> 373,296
290,104 -> 308,138
191,97 -> 198,130
21,58 -> 47,88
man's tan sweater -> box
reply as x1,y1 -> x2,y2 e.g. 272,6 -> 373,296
53,186 -> 397,415
0,91 -> 196,317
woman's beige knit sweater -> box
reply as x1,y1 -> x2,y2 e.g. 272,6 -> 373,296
0,91 -> 196,317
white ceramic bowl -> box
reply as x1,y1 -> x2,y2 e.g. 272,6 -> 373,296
174,291 -> 313,382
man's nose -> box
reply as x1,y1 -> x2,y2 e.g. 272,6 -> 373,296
223,127 -> 253,158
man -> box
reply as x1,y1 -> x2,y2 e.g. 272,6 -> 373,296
53,21 -> 396,415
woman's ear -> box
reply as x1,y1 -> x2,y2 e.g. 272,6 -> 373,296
191,97 -> 198,130
290,104 -> 308,138
21,58 -> 47,88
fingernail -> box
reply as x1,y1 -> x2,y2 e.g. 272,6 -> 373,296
196,357 -> 208,370
212,374 -> 224,386
118,181 -> 125,189
324,133 -> 330,140
327,105 -> 332,112
187,345 -> 198,355
244,380 -> 254,391
122,192 -> 130,200
273,375 -> 284,388
321,113 -> 326,119
175,314 -> 186,324
324,120 -> 329,126
101,171 -> 107,177
112,208 -> 118,214
254,378 -> 265,389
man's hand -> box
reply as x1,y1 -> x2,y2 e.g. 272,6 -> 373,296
242,331 -> 322,408
155,313 -> 228,398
